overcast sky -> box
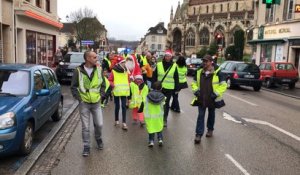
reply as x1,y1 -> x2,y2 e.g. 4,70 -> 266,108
58,0 -> 183,41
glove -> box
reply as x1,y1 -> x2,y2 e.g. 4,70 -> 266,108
211,92 -> 218,100
194,90 -> 201,97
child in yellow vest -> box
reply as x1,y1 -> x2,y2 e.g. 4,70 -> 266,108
144,82 -> 165,147
129,75 -> 149,127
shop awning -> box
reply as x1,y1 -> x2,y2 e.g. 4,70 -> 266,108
247,38 -> 286,45
16,10 -> 63,29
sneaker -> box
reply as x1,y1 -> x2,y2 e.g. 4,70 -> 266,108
122,123 -> 128,130
114,121 -> 119,126
96,139 -> 103,150
194,135 -> 201,144
206,130 -> 213,137
148,141 -> 154,147
82,146 -> 90,157
158,139 -> 163,147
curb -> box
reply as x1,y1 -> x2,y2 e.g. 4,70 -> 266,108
15,101 -> 79,175
262,87 -> 300,100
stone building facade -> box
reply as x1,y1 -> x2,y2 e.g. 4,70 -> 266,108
167,0 -> 255,57
249,0 -> 300,74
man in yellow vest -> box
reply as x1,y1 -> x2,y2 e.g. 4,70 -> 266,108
151,50 -> 179,127
191,55 -> 227,144
71,51 -> 107,157
108,58 -> 130,130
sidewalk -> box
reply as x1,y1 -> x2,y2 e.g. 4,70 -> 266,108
296,81 -> 300,89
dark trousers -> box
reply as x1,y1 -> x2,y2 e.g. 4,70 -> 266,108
195,106 -> 215,136
162,90 -> 173,122
149,132 -> 163,142
170,91 -> 180,111
114,96 -> 127,123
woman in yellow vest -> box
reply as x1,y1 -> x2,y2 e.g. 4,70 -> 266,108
108,58 -> 130,130
170,56 -> 188,113
144,82 -> 165,147
128,75 -> 149,127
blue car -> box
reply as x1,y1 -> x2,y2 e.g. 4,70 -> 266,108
0,64 -> 63,156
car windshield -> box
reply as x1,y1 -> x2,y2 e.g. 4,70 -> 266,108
63,54 -> 85,63
236,63 -> 260,72
191,59 -> 202,64
275,63 -> 295,70
0,70 -> 30,96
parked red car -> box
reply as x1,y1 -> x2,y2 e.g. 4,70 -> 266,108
259,62 -> 299,89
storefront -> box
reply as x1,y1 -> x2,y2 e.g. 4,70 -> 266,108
249,23 -> 300,70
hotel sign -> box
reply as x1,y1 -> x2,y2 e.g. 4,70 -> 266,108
295,4 -> 300,13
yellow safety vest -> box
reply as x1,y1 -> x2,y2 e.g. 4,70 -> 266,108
77,67 -> 103,103
157,62 -> 177,90
141,55 -> 148,65
112,70 -> 130,96
144,98 -> 165,134
177,66 -> 187,83
190,67 -> 227,104
104,57 -> 111,68
129,82 -> 149,109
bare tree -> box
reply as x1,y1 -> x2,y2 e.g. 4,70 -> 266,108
70,7 -> 105,51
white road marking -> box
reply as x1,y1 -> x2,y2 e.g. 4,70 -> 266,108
225,93 -> 258,106
243,118 -> 300,142
225,154 -> 250,175
223,112 -> 242,124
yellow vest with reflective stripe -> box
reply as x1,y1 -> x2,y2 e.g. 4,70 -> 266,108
177,66 -> 187,83
104,57 -> 111,68
144,99 -> 164,134
104,76 -> 110,93
112,70 -> 130,96
157,62 -> 177,90
129,83 -> 149,109
141,55 -> 148,65
77,67 -> 102,103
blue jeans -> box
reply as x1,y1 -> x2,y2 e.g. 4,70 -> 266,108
195,107 -> 215,136
79,101 -> 103,147
114,96 -> 127,123
149,132 -> 163,142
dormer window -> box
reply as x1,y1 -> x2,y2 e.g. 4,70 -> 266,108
157,29 -> 163,34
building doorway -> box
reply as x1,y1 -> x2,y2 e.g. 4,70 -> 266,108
173,29 -> 182,53
295,49 -> 300,72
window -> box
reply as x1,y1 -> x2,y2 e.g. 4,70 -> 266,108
206,6 -> 209,13
34,70 -> 46,91
26,31 -> 37,64
186,31 -> 195,46
235,2 -> 239,11
46,0 -> 50,13
36,0 -> 41,8
261,45 -> 273,62
265,64 -> 272,70
151,36 -> 156,42
265,5 -> 275,23
25,0 -> 30,2
0,70 -> 30,95
283,0 -> 294,20
227,3 -> 230,12
151,44 -> 155,50
199,28 -> 210,45
194,7 -> 196,15
221,4 -> 223,12
42,69 -> 55,88
157,44 -> 162,51
259,64 -> 265,70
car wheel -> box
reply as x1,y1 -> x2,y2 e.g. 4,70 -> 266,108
226,78 -> 233,89
52,100 -> 63,122
253,85 -> 261,91
19,122 -> 33,155
289,83 -> 295,89
265,79 -> 272,88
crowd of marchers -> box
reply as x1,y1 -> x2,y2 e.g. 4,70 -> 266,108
70,49 -> 227,157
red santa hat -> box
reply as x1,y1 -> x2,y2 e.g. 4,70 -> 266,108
116,56 -> 125,64
165,50 -> 173,56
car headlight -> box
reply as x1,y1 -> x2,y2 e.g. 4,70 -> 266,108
0,112 -> 16,129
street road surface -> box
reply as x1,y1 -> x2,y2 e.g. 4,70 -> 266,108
50,78 -> 300,175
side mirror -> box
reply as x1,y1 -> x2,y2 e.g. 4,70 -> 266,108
36,89 -> 50,96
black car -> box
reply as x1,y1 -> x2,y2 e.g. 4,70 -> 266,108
220,61 -> 262,91
55,52 -> 84,82
186,58 -> 202,76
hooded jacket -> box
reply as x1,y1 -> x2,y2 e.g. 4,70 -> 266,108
147,90 -> 165,105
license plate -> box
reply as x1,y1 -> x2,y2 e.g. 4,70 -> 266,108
67,72 -> 73,76
282,79 -> 291,82
244,74 -> 254,78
